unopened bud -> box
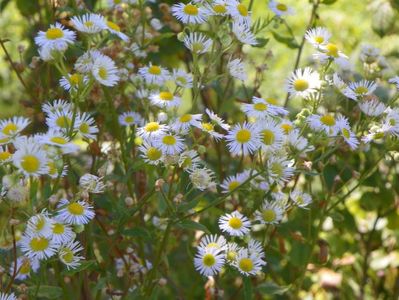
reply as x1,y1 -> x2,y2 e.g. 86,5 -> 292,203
158,278 -> 167,286
155,179 -> 165,191
125,196 -> 134,206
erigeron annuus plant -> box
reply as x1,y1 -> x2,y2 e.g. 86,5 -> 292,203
0,0 -> 398,299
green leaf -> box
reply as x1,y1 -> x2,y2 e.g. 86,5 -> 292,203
253,38 -> 270,48
271,31 -> 299,49
321,0 -> 337,5
177,196 -> 202,212
243,277 -> 253,300
176,220 -> 210,234
28,286 -> 63,299
122,227 -> 152,241
62,260 -> 97,276
257,281 -> 290,295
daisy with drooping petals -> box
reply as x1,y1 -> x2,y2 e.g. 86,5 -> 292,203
104,20 -> 129,41
91,53 -> 119,87
34,23 -> 76,52
220,170 -> 250,193
227,58 -> 247,81
154,133 -> 185,155
358,98 -> 386,117
137,121 -> 168,140
19,233 -> 59,260
12,141 -> 48,177
219,210 -> 251,236
194,247 -> 225,276
74,50 -> 101,74
198,234 -> 227,251
79,174 -> 105,194
267,156 -> 295,185
305,27 -> 331,48
42,99 -> 71,115
10,256 -> 40,281
255,200 -> 285,224
188,167 -> 216,191
225,122 -> 261,156
233,248 -> 266,276
286,67 -> 321,98
57,199 -> 95,225
268,1 -> 294,17
335,115 -> 359,149
290,189 -> 312,208
286,129 -> 314,153
171,2 -> 209,24
183,32 -> 212,55
178,150 -> 202,171
59,73 -> 88,92
313,42 -> 348,67
118,112 -> 144,127
196,122 -> 225,140
343,80 -> 377,101
150,91 -> 181,108
171,113 -> 202,133
205,109 -> 230,130
71,13 -> 105,34
248,239 -> 265,260
138,64 -> 170,85
232,21 -> 258,45
59,240 -> 84,269
307,114 -> 338,136
26,212 -> 54,238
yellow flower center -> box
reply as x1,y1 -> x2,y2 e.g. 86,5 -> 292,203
29,237 -> 49,251
271,162 -> 283,177
192,42 -> 204,53
277,3 -> 288,11
281,123 -> 293,133
84,21 -> 94,27
236,129 -> 251,143
61,248 -> 74,263
50,136 -> 67,145
228,181 -> 240,191
206,242 -> 219,249
227,251 -> 237,261
239,258 -> 254,272
107,21 -> 120,32
374,132 -> 384,139
69,73 -> 81,85
262,129 -> 275,145
179,114 -> 192,123
159,91 -> 173,101
98,67 -> 108,80
355,86 -> 368,94
183,4 -> 199,16
213,4 -> 226,14
20,260 -> 31,274
253,103 -> 268,111
36,216 -> 45,231
2,123 -> 18,135
296,196 -> 304,205
389,118 -> 396,126
67,202 -> 84,215
147,147 -> 162,161
341,128 -> 350,139
53,223 -> 65,234
228,217 -> 243,229
237,4 -> 248,16
124,116 -> 135,124
202,122 -> 214,132
314,36 -> 324,44
79,123 -> 90,134
48,161 -> 56,175
262,209 -> 276,222
46,28 -> 64,40
148,65 -> 161,75
162,135 -> 176,145
320,115 -> 335,126
326,43 -> 339,57
293,79 -> 309,92
145,122 -> 160,132
0,151 -> 11,161
21,155 -> 40,173
202,253 -> 216,267
56,116 -> 72,128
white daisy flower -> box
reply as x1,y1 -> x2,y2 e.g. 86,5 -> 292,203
255,200 -> 285,224
205,109 -> 230,130
195,122 -> 225,140
10,256 -> 40,281
138,64 -> 170,85
59,240 -> 84,270
0,146 -> 12,164
138,142 -> 164,165
343,80 -> 377,101
75,113 -> 99,139
26,212 -> 54,238
47,159 -> 68,179
154,133 -> 185,155
74,50 -> 101,74
198,234 -> 227,251
279,119 -> 294,134
104,20 -> 129,41
267,156 -> 294,185
286,129 -> 313,152
42,99 -> 71,115
225,242 -> 242,264
50,219 -> 75,245
206,0 -> 228,16
241,97 -> 286,119
172,69 -> 193,88
149,91 -> 181,108
20,233 -> 59,260
178,150 -> 202,171
313,42 -> 348,66
34,23 -> 76,52
307,114 -> 338,136
220,170 -> 250,193
305,27 -> 331,48
286,67 -> 321,99
227,1 -> 251,24
118,112 -> 144,127
170,113 -> 202,133
91,53 -> 119,87
227,58 -> 247,81
171,2 -> 209,24
59,73 -> 88,92
332,73 -> 347,92
0,293 -> 17,300
219,210 -> 251,236
57,199 -> 95,225
194,247 -> 225,276
45,109 -> 78,134
183,32 -> 212,55
335,115 -> 359,149
225,122 -> 261,156
234,249 -> 266,276
358,98 -> 386,117
189,167 -> 216,191
0,117 -> 30,141
12,141 -> 48,177
137,121 -> 168,140
248,239 -> 265,260
383,108 -> 399,137
257,119 -> 284,152
232,21 -> 258,45
268,1 -> 295,17
38,129 -> 79,154
79,174 -> 105,194
290,189 -> 312,208
71,13 -> 105,34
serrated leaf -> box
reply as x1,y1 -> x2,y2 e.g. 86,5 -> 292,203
28,286 -> 63,299
177,220 -> 210,234
62,260 -> 97,276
